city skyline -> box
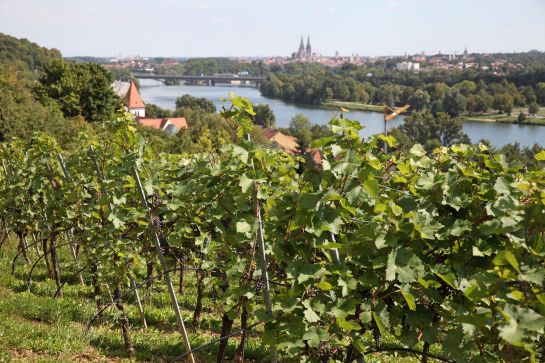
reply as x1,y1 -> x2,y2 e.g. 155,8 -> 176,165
1,0 -> 544,57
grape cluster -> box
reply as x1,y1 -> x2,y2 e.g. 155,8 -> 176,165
147,193 -> 163,210
210,267 -> 222,277
152,215 -> 169,254
254,278 -> 265,294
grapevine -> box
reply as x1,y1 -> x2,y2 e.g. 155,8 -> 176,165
1,95 -> 545,363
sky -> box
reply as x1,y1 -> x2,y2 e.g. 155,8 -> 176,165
1,0 -> 545,58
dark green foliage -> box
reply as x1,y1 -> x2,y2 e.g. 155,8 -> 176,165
173,108 -> 231,153
536,83 -> 545,105
466,93 -> 491,113
406,89 -> 430,111
0,64 -> 87,146
288,114 -> 312,151
279,114 -> 333,152
309,123 -> 333,140
528,102 -> 540,115
145,103 -> 174,118
441,89 -> 466,116
37,59 -> 120,122
0,32 -> 61,71
175,94 -> 216,113
251,104 -> 276,128
390,111 -> 470,151
493,93 -> 514,114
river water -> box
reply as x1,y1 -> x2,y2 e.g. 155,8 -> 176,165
139,79 -> 545,147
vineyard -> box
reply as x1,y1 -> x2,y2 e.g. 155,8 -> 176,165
1,94 -> 545,363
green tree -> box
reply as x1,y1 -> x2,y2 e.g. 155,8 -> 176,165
517,112 -> 526,123
442,89 -> 466,117
536,82 -> 545,105
390,111 -> 470,152
528,102 -> 540,115
252,104 -> 276,128
310,123 -> 333,140
407,89 -> 431,111
0,32 -> 61,71
452,80 -> 477,95
466,93 -> 489,113
492,93 -> 514,114
145,103 -> 173,118
173,107 -> 231,153
37,59 -> 119,122
0,64 -> 86,146
289,113 -> 312,151
518,86 -> 536,105
175,94 -> 216,113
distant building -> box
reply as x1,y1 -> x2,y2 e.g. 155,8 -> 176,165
126,82 -> 146,117
138,117 -> 188,134
263,128 -> 299,154
396,62 -> 420,72
292,35 -> 313,60
112,80 -> 188,134
112,81 -> 147,117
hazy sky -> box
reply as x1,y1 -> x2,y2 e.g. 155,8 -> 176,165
1,0 -> 544,57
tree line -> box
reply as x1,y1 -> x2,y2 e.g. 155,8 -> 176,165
260,63 -> 545,117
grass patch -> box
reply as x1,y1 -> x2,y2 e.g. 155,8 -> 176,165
323,100 -> 384,113
0,238 -> 431,362
464,112 -> 545,125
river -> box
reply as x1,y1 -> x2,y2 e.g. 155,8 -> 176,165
139,79 -> 545,147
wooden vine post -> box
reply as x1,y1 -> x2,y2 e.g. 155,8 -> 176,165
254,183 -> 277,363
132,165 -> 195,363
55,154 -> 85,285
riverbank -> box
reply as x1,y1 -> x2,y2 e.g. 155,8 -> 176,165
322,100 -> 384,113
464,113 -> 545,126
322,100 -> 545,127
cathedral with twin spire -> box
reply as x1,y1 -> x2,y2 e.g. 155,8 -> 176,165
292,35 -> 313,60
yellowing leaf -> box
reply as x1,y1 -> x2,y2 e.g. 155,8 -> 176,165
372,312 -> 385,334
535,150 -> 545,160
401,288 -> 416,311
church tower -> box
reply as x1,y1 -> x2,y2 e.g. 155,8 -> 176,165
297,36 -> 305,59
306,36 -> 312,58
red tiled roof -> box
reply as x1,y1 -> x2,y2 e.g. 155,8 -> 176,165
138,117 -> 188,131
138,118 -> 163,129
165,117 -> 188,129
263,128 -> 279,139
126,82 -> 145,108
262,128 -> 299,154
